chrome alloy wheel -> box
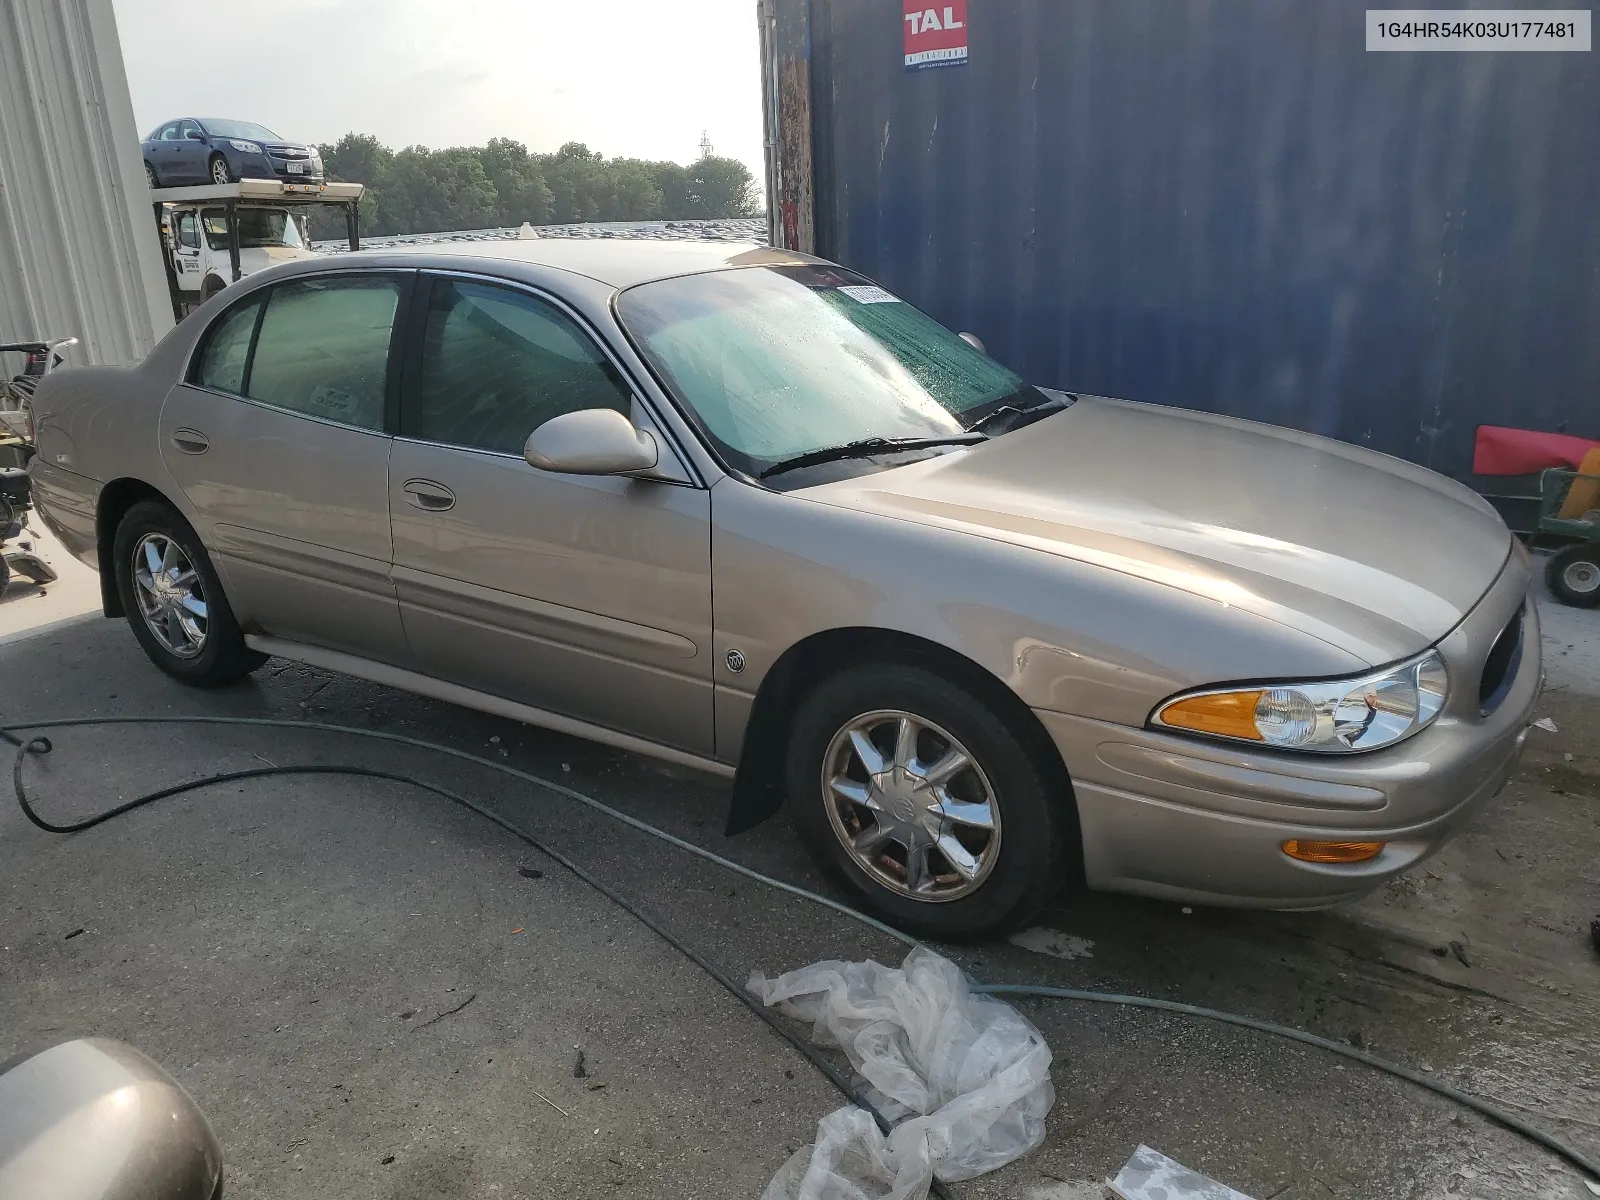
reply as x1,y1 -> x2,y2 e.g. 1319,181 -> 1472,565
1563,557 -> 1600,596
132,534 -> 208,658
821,710 -> 1001,903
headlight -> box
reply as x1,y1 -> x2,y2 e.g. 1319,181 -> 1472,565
1153,651 -> 1449,754
229,139 -> 263,154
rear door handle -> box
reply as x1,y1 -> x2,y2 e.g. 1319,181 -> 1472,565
402,478 -> 456,512
171,428 -> 209,454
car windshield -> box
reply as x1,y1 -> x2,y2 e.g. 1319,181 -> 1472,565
202,208 -> 303,251
616,264 -> 1041,478
202,119 -> 278,141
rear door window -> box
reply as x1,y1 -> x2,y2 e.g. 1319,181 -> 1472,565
246,276 -> 401,431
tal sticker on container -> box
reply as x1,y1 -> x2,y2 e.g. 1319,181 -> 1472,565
904,2 -> 969,70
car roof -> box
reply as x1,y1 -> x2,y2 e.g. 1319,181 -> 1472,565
366,237 -> 820,289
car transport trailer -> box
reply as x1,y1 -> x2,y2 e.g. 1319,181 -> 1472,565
149,179 -> 364,320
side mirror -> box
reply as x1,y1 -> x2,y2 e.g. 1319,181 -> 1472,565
958,332 -> 988,356
184,130 -> 206,142
0,1038 -> 223,1200
524,408 -> 659,476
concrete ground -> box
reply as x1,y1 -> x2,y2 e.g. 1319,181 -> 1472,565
0,519 -> 102,645
0,579 -> 1596,1199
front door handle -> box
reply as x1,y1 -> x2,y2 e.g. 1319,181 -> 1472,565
402,478 -> 456,512
171,428 -> 209,454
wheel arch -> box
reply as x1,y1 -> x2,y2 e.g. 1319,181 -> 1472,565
95,478 -> 174,617
725,626 -> 1079,864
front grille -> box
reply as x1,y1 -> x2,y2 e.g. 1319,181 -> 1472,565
1478,605 -> 1524,715
269,149 -> 311,160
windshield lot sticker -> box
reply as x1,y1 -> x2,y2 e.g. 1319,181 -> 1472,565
837,285 -> 901,304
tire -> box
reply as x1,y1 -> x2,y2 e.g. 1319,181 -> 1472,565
1547,544 -> 1600,608
201,276 -> 227,302
0,554 -> 9,600
144,161 -> 159,189
113,500 -> 266,686
786,662 -> 1070,940
209,154 -> 232,185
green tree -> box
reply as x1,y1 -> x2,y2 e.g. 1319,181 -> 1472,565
315,132 -> 394,237
306,132 -> 761,241
482,137 -> 553,226
602,158 -> 666,221
542,143 -> 604,223
382,146 -> 501,234
686,155 -> 760,218
651,161 -> 692,219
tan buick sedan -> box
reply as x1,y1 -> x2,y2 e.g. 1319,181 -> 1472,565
28,241 -> 1539,938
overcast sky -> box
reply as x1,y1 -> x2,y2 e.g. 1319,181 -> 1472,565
110,0 -> 766,173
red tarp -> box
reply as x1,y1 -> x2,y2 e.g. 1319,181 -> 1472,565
1473,425 -> 1600,477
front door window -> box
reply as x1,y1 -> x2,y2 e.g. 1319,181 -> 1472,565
409,278 -> 632,455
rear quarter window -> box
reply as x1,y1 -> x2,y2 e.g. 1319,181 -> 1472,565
193,295 -> 264,396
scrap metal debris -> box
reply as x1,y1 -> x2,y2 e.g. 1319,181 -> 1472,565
1009,927 -> 1096,961
1107,1145 -> 1257,1200
1534,717 -> 1559,733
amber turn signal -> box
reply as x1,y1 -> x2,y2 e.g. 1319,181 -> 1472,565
1157,690 -> 1265,740
1281,839 -> 1385,864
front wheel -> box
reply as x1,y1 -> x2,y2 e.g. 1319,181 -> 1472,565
113,500 -> 266,686
786,662 -> 1071,940
144,161 -> 159,189
1548,544 -> 1600,608
209,155 -> 232,185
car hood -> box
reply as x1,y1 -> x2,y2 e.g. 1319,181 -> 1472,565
801,397 -> 1511,666
240,247 -> 316,268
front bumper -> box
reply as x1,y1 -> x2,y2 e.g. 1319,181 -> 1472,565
1036,554 -> 1542,908
235,152 -> 323,184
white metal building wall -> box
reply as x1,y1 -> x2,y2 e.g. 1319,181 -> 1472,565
0,0 -> 171,366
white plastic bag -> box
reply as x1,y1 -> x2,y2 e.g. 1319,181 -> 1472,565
749,949 -> 1055,1200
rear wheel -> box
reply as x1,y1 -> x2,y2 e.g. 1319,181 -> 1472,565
786,662 -> 1070,940
1548,544 -> 1600,608
113,500 -> 265,686
209,154 -> 231,185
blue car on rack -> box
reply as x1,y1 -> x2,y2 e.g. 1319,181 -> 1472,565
141,118 -> 324,189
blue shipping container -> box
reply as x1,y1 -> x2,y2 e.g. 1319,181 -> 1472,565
769,0 -> 1599,482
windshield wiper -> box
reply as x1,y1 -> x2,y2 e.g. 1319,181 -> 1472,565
758,434 -> 986,480
965,392 -> 1074,435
